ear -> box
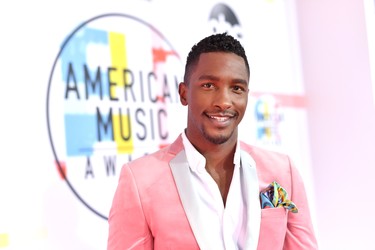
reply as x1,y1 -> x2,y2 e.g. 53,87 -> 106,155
178,82 -> 188,106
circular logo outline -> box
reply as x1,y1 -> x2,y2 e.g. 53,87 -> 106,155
46,13 -> 179,220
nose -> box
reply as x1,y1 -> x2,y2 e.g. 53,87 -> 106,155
213,88 -> 232,110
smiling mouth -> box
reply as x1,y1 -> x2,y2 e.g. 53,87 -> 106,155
206,112 -> 237,124
208,115 -> 231,122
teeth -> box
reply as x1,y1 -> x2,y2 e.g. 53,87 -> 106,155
209,116 -> 229,122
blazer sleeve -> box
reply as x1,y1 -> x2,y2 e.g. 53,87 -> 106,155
107,164 -> 153,250
283,158 -> 319,250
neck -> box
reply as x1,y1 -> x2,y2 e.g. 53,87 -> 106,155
203,142 -> 236,170
186,129 -> 238,167
197,138 -> 238,206
206,145 -> 236,206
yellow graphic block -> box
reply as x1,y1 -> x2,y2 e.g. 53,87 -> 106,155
0,233 -> 9,248
109,32 -> 134,154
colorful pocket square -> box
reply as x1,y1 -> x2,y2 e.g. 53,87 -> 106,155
260,181 -> 298,213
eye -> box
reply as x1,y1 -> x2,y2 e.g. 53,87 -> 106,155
202,83 -> 214,89
232,85 -> 247,93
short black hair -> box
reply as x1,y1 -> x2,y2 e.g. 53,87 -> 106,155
183,33 -> 250,83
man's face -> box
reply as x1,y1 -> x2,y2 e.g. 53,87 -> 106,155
179,52 -> 249,147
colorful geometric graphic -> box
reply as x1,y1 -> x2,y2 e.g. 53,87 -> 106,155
254,94 -> 283,145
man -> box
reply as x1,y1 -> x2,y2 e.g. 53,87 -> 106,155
108,33 -> 318,249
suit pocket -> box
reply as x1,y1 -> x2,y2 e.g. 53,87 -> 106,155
257,207 -> 288,250
261,206 -> 287,218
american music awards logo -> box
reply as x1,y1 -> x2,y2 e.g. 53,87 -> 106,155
46,13 -> 183,219
255,95 -> 284,145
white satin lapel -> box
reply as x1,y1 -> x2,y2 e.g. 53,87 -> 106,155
241,150 -> 261,250
169,150 -> 211,250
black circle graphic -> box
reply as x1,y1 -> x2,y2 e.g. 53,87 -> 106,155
209,3 -> 242,39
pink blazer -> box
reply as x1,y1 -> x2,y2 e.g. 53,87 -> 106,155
108,135 -> 318,249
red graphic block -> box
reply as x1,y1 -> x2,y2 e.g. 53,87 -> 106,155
55,161 -> 67,180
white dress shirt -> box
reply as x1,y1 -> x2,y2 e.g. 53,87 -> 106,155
181,132 -> 247,250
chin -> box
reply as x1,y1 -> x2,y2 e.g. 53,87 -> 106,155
204,133 -> 232,145
201,126 -> 236,145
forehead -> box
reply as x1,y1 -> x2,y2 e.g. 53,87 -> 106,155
191,52 -> 249,81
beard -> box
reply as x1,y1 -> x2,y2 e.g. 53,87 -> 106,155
201,126 -> 235,145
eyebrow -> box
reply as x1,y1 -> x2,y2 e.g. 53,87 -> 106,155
198,74 -> 219,81
198,74 -> 248,85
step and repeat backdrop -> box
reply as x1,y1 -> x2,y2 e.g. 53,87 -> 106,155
364,0 -> 375,108
0,0 -> 316,249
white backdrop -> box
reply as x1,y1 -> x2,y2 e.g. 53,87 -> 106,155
364,0 -> 375,108
0,1 -> 316,249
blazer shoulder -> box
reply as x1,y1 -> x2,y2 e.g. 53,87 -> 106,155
240,141 -> 293,186
240,141 -> 291,166
122,136 -> 184,178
